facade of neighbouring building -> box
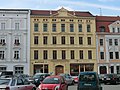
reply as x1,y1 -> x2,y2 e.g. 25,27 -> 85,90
96,16 -> 120,74
30,8 -> 97,75
0,9 -> 30,74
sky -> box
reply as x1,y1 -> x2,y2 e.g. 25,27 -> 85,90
0,0 -> 120,16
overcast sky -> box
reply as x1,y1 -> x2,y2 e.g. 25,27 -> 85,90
0,0 -> 120,16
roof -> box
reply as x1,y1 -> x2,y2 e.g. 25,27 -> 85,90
96,16 -> 120,32
31,10 -> 93,17
0,9 -> 29,11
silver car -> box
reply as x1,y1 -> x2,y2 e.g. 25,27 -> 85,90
59,73 -> 75,85
0,76 -> 36,90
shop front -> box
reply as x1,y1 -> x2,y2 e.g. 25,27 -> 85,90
70,64 -> 94,76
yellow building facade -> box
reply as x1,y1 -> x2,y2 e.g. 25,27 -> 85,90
30,8 -> 97,76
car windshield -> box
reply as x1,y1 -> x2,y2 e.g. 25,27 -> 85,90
79,74 -> 96,81
42,77 -> 60,84
0,79 -> 10,85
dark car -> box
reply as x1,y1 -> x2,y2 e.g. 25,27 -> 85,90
37,75 -> 68,90
33,73 -> 50,87
77,71 -> 102,90
103,74 -> 119,84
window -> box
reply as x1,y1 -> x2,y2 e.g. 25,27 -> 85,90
70,37 -> 74,44
15,23 -> 19,30
100,52 -> 104,59
109,39 -> 112,45
15,66 -> 23,74
87,24 -> 91,32
34,36 -> 38,44
99,26 -> 105,32
118,28 -> 120,33
79,50 -> 83,59
114,39 -> 118,45
71,50 -> 74,59
62,50 -> 66,59
0,39 -> 6,45
53,50 -> 57,59
52,24 -> 56,32
87,37 -> 91,45
70,24 -> 74,32
61,24 -> 65,32
0,51 -> 5,60
52,36 -> 56,44
34,23 -> 38,32
116,66 -> 120,74
14,38 -> 20,45
43,50 -> 48,59
61,36 -> 65,44
109,52 -> 113,59
111,66 -> 114,73
88,50 -> 92,59
78,24 -> 82,32
79,37 -> 83,45
1,23 -> 5,30
43,36 -> 48,44
34,50 -> 38,59
100,39 -> 103,46
112,28 -> 115,33
0,67 -> 6,72
14,51 -> 19,59
43,24 -> 47,32
115,52 -> 119,59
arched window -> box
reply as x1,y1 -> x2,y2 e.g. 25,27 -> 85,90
99,26 -> 105,32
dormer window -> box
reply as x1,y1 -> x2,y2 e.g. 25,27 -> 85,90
112,28 -> 115,33
99,26 -> 105,32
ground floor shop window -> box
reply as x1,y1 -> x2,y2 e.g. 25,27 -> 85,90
85,64 -> 93,71
34,64 -> 48,74
14,66 -> 24,74
116,66 -> 120,74
111,66 -> 114,73
0,66 -> 6,72
70,64 -> 79,76
99,66 -> 107,74
70,64 -> 94,76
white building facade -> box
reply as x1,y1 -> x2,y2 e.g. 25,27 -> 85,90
0,9 -> 30,74
96,16 -> 120,74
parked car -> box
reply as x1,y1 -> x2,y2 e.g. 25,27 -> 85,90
0,71 -> 13,78
98,74 -> 106,84
37,75 -> 68,90
14,73 -> 34,83
102,74 -> 119,84
59,73 -> 75,85
71,76 -> 79,83
0,76 -> 36,90
77,71 -> 102,90
33,73 -> 50,87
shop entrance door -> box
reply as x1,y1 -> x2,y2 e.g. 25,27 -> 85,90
55,65 -> 64,75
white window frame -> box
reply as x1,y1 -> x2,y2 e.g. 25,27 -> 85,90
14,66 -> 24,74
15,23 -> 19,30
1,23 -> 5,30
0,50 -> 5,60
13,50 -> 20,60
